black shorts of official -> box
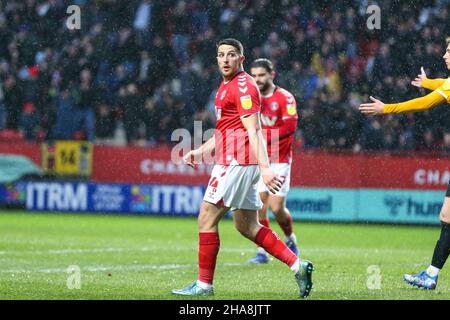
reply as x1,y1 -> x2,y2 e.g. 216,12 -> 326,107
447,181 -> 450,197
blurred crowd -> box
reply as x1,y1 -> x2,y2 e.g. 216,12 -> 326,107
0,0 -> 450,154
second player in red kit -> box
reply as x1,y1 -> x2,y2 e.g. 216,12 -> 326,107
249,58 -> 300,264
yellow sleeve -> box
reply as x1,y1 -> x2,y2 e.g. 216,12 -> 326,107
436,78 -> 450,101
422,78 -> 447,91
383,90 -> 446,114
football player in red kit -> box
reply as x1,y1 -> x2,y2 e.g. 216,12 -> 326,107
171,39 -> 314,298
249,58 -> 300,264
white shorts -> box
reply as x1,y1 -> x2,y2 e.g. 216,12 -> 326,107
257,163 -> 291,197
203,165 -> 263,211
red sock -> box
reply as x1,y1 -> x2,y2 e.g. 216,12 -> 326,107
255,227 -> 297,267
259,218 -> 270,228
278,214 -> 293,237
198,232 -> 220,284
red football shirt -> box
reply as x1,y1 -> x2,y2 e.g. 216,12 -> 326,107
214,71 -> 261,165
260,86 -> 298,164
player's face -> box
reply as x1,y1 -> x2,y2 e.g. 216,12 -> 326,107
444,44 -> 450,70
250,67 -> 274,92
217,45 -> 244,79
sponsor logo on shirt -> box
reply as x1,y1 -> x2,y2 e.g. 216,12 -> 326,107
240,95 -> 252,110
261,114 -> 278,126
287,104 -> 297,116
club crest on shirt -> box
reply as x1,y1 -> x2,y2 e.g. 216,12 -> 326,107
270,102 -> 279,111
287,104 -> 297,115
240,95 -> 252,110
220,90 -> 227,100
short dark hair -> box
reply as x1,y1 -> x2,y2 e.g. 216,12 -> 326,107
251,58 -> 274,73
216,38 -> 244,55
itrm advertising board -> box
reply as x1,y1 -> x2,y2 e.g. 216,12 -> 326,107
0,181 -> 444,225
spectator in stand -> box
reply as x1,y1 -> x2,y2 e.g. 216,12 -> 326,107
76,68 -> 96,142
95,103 -> 116,144
120,82 -> 144,145
0,0 -> 448,155
52,87 -> 79,140
19,102 -> 39,141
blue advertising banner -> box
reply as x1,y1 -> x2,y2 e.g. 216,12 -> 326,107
22,181 -> 206,216
89,183 -> 129,212
128,184 -> 205,216
25,182 -> 89,212
0,181 -> 443,225
0,181 -> 26,205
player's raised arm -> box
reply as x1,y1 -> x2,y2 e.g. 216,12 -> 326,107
359,90 -> 446,115
363,41 -> 450,116
412,67 -> 447,90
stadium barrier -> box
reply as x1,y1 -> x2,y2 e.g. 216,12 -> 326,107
0,141 -> 448,224
0,181 -> 443,224
0,181 -> 204,216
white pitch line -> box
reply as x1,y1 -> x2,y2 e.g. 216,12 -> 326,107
0,261 -> 430,275
0,246 -> 256,256
0,247 -> 156,255
0,246 -> 429,257
0,262 -> 248,274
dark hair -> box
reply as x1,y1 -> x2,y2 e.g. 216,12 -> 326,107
251,58 -> 274,73
216,38 -> 244,55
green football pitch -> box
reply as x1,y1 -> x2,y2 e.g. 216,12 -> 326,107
0,211 -> 449,300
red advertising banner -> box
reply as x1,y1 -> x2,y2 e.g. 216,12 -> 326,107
92,145 -> 213,185
0,141 -> 448,190
0,141 -> 41,164
359,154 -> 450,190
292,152 -> 450,190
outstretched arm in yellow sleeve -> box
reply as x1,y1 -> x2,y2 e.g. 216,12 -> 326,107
359,91 -> 446,115
422,78 -> 447,91
411,67 -> 446,91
